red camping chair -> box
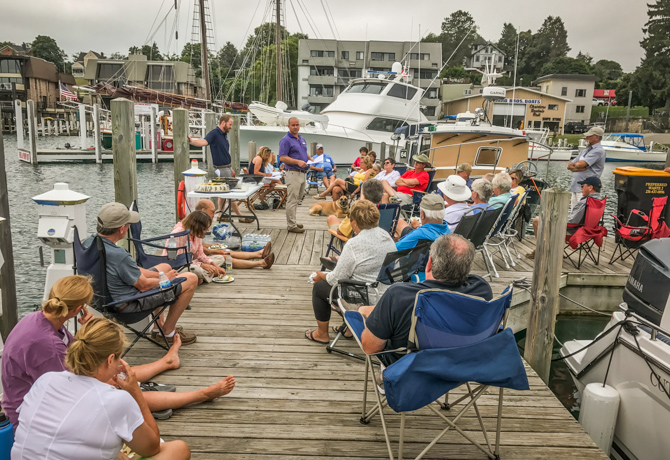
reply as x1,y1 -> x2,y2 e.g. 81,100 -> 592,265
564,196 -> 607,269
609,196 -> 670,264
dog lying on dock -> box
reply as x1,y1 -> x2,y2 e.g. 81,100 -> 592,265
309,196 -> 350,218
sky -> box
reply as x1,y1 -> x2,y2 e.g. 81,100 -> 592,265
1,0 -> 648,72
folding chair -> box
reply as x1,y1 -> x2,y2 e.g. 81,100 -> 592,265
344,285 -> 529,460
564,196 -> 608,269
609,195 -> 670,264
304,169 -> 324,197
72,226 -> 186,356
127,201 -> 192,270
326,241 -> 433,360
465,204 -> 504,279
401,169 -> 437,218
483,193 -> 524,269
453,208 -> 483,240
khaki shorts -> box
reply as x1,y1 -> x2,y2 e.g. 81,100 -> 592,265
120,283 -> 183,313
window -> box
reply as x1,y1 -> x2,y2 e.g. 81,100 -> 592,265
310,67 -> 334,76
387,84 -> 418,100
561,87 -> 568,96
97,63 -> 125,80
371,52 -> 395,61
475,55 -> 480,62
0,59 -> 20,74
337,69 -> 361,78
341,51 -> 349,60
309,85 -> 334,97
475,147 -> 502,166
497,55 -> 502,63
346,81 -> 387,94
548,104 -> 558,110
310,50 -> 334,58
0,77 -> 22,85
366,117 -> 408,133
302,59 -> 309,64
575,89 -> 586,97
463,89 -> 472,95
422,106 -> 436,117
147,65 -> 174,82
576,105 -> 585,113
356,51 -> 364,60
409,53 -> 430,60
425,88 -> 438,99
413,69 -> 437,79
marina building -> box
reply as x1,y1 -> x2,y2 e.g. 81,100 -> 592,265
532,73 -> 597,126
296,39 -> 442,120
442,86 -> 572,133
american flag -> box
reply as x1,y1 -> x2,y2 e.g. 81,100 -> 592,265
60,83 -> 79,102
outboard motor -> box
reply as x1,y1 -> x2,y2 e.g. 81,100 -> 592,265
622,239 -> 670,328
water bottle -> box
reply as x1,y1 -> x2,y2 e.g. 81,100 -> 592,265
225,254 -> 233,275
158,271 -> 171,289
167,235 -> 177,260
0,412 -> 14,457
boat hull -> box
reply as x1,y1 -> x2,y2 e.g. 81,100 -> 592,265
603,146 -> 667,163
527,145 -> 574,161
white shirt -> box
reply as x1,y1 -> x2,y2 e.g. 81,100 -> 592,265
12,371 -> 144,460
374,169 -> 401,188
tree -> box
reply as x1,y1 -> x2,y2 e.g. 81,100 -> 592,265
576,51 -> 594,69
110,52 -> 126,60
216,42 -> 239,71
538,56 -> 592,76
439,10 -> 480,65
30,35 -> 66,72
518,16 -> 571,78
593,59 -> 623,87
141,42 -> 163,61
496,23 -> 518,63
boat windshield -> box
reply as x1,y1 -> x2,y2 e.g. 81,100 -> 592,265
366,117 -> 408,133
346,82 -> 387,95
604,134 -> 645,150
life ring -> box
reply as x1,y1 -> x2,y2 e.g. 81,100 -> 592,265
177,181 -> 186,219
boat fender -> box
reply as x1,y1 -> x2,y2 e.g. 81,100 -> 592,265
177,181 -> 186,220
578,383 -> 620,455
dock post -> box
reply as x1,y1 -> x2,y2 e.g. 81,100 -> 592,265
310,142 -> 316,157
93,104 -> 102,163
150,107 -> 157,164
79,104 -> 87,149
248,142 -> 256,170
0,130 -> 19,340
230,114 -> 241,173
26,100 -> 38,164
172,108 -> 189,221
203,112 -> 216,177
14,100 -> 23,150
111,98 -> 138,208
365,142 -> 373,152
524,188 -> 570,383
380,142 -> 386,162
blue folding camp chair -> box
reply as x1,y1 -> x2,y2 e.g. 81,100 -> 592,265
481,194 -> 518,276
72,226 -> 187,355
486,190 -> 529,268
344,285 -> 528,459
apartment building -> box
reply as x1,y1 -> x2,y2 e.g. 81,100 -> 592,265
532,74 -> 597,125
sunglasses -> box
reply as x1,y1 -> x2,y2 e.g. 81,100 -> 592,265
384,161 -> 392,164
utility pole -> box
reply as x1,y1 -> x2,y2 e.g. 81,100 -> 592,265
625,90 -> 633,131
199,0 -> 211,107
275,0 -> 283,103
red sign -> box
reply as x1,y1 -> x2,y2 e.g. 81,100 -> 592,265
18,149 -> 30,162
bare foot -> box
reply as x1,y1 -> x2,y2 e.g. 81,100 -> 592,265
163,334 -> 182,370
202,375 -> 236,401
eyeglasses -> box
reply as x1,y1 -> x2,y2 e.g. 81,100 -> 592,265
384,161 -> 392,165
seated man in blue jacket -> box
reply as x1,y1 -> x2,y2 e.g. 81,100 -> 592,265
393,194 -> 450,249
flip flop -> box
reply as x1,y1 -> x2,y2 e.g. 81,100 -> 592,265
332,325 -> 353,338
304,330 -> 329,344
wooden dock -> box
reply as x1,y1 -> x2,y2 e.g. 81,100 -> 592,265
125,198 -> 621,459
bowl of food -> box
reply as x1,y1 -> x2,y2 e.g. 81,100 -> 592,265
239,174 -> 265,185
221,177 -> 240,189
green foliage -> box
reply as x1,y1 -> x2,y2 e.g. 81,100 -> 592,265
496,23 -> 517,65
440,65 -> 470,80
593,59 -> 623,82
538,56 -> 592,76
576,51 -> 594,69
109,52 -> 126,60
590,106 -> 649,120
519,16 -> 570,78
30,35 -> 66,72
439,10 -> 480,65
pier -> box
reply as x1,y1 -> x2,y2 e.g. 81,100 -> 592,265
123,200 -> 623,458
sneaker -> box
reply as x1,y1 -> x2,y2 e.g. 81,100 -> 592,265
140,381 -> 176,392
526,249 -> 535,260
297,223 -> 304,229
152,408 -> 173,420
313,195 -> 326,200
375,364 -> 386,395
151,326 -> 197,345
388,195 -> 400,203
288,227 -> 305,233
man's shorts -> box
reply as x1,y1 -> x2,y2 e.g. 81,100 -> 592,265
120,283 -> 183,313
395,192 -> 413,206
214,165 -> 233,178
317,170 -> 335,180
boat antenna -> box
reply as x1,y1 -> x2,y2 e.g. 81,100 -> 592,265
509,32 -> 520,128
275,0 -> 283,102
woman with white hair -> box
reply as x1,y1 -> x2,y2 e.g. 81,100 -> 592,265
488,172 -> 514,207
469,178 -> 494,214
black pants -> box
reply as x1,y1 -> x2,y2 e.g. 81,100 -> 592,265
312,279 -> 338,322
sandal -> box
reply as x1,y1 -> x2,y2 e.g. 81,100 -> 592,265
238,217 -> 255,223
305,330 -> 329,344
332,324 -> 353,338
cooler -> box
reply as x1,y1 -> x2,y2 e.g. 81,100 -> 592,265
612,167 -> 670,228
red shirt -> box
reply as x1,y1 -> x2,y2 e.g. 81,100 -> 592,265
353,157 -> 362,168
396,170 -> 429,196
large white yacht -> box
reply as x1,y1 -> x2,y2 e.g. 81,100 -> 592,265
560,239 -> 670,460
239,62 -> 427,164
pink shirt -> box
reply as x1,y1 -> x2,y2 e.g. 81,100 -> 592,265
168,222 -> 212,266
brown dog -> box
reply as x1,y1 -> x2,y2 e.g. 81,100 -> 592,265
309,196 -> 350,218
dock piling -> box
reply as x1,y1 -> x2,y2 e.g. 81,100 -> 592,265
150,107 -> 158,164
524,188 -> 571,383
172,108 -> 190,221
230,115 -> 241,173
380,142 -> 386,162
78,104 -> 86,148
14,100 -> 24,150
93,104 -> 102,163
248,141 -> 256,170
26,100 -> 37,164
111,98 -> 138,209
0,130 -> 19,340
203,112 -> 216,177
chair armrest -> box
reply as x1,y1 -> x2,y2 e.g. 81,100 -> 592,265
106,277 -> 186,308
328,229 -> 349,243
631,209 -> 649,221
337,279 -> 372,287
130,229 -> 190,244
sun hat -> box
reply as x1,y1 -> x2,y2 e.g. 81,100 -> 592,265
97,202 -> 140,228
437,175 -> 471,202
456,163 -> 472,173
412,154 -> 431,167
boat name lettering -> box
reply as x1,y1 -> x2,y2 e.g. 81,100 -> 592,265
649,371 -> 670,394
500,99 -> 541,104
628,275 -> 643,293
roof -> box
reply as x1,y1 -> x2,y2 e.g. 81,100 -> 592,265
75,51 -> 105,62
0,43 -> 30,55
23,56 -> 60,83
532,74 -> 598,84
443,86 -> 572,103
470,42 -> 504,56
593,89 -> 616,98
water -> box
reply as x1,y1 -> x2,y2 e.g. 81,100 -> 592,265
1,132 -> 662,317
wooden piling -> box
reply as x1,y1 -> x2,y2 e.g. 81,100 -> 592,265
93,104 -> 102,164
150,106 -> 158,164
111,98 -> 138,210
204,112 -> 216,178
380,142 -> 386,162
0,130 -> 18,340
26,100 -> 38,164
230,115 -> 241,172
14,100 -> 24,150
310,142 -> 317,157
365,142 -> 373,152
248,141 -> 257,171
524,188 -> 571,383
172,108 -> 190,221
79,104 -> 87,148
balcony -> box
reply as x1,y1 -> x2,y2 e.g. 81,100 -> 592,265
307,75 -> 337,85
307,95 -> 336,104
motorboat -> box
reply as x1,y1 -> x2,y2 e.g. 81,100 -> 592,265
525,128 -> 574,161
559,239 -> 670,460
248,101 -> 329,128
601,133 -> 667,163
239,62 -> 428,164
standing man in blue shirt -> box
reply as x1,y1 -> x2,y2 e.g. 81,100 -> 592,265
189,114 -> 252,223
567,126 -> 606,211
279,117 -> 312,233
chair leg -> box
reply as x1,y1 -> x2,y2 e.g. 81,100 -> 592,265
361,356 -> 371,423
495,387 -> 504,459
441,392 -> 450,410
467,383 -> 492,453
399,412 -> 405,460
484,246 -> 500,278
372,374 -> 395,460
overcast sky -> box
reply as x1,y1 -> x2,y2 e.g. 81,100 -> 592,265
2,0 -> 647,72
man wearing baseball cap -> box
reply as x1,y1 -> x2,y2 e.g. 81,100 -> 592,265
394,193 -> 450,251
381,154 -> 431,206
437,175 -> 472,232
308,143 -> 337,189
528,175 -> 603,259
84,202 -> 199,344
567,126 -> 605,210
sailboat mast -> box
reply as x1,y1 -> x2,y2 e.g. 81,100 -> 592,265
275,0 -> 283,102
198,0 -> 211,106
